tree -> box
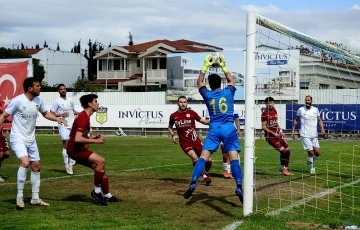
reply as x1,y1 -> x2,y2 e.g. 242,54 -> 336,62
128,32 -> 134,46
84,39 -> 99,81
0,47 -> 45,82
35,43 -> 40,49
108,42 -> 112,48
77,40 -> 81,53
56,43 -> 60,51
21,43 -> 25,49
43,40 -> 48,48
72,77 -> 105,92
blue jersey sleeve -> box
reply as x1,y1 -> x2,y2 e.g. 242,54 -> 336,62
225,85 -> 236,96
199,86 -> 210,101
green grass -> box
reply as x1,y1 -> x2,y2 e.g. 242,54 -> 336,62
0,136 -> 359,230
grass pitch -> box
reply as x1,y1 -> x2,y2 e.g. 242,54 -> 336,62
0,135 -> 359,230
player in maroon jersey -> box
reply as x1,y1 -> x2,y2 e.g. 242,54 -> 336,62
67,94 -> 118,205
0,103 -> 11,182
168,96 -> 212,185
261,97 -> 293,176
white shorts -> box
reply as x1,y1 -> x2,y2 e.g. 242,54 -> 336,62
59,126 -> 71,141
10,140 -> 40,161
301,137 -> 320,151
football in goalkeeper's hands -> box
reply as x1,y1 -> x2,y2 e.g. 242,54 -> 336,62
209,52 -> 221,67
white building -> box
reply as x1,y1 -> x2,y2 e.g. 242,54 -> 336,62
93,39 -> 223,91
31,48 -> 87,87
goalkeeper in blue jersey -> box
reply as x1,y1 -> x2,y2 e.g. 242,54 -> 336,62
183,53 -> 243,204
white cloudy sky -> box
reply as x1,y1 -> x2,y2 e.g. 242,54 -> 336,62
1,0 -> 360,52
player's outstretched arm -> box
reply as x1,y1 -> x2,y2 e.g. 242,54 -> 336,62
291,116 -> 299,139
197,54 -> 214,89
318,116 -> 326,135
199,118 -> 210,125
262,120 -> 279,137
0,111 -> 10,126
168,125 -> 178,144
218,55 -> 234,86
75,131 -> 104,144
42,111 -> 68,127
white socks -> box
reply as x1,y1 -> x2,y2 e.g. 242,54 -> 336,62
31,171 -> 40,200
17,166 -> 41,200
223,163 -> 231,173
104,193 -> 112,198
17,166 -> 27,198
62,149 -> 69,168
94,186 -> 102,193
308,156 -> 314,168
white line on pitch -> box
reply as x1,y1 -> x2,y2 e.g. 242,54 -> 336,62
0,163 -> 192,186
266,177 -> 360,216
222,221 -> 243,230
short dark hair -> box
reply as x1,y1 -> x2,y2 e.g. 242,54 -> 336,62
80,94 -> 98,108
23,77 -> 39,92
177,96 -> 187,102
305,95 -> 312,101
264,97 -> 274,103
208,74 -> 221,90
57,84 -> 66,90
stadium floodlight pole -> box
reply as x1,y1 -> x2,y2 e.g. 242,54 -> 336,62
243,11 -> 257,216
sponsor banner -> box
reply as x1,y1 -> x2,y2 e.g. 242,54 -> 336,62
286,104 -> 359,131
35,104 -> 287,129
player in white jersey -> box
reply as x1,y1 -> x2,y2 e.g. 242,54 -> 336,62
205,104 -> 243,178
291,95 -> 325,174
0,77 -> 67,209
50,84 -> 78,175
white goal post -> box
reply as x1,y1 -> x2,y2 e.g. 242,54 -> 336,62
244,11 -> 360,217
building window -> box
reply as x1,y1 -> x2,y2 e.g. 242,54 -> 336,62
336,86 -> 344,89
120,60 -> 130,70
160,58 -> 166,69
114,60 -> 120,70
319,84 -> 329,89
152,59 -> 158,70
137,60 -> 140,67
102,59 -> 112,71
108,60 -> 113,71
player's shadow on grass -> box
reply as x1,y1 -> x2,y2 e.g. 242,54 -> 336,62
62,194 -> 123,204
207,173 -> 225,178
48,169 -> 68,174
160,178 -> 190,184
255,173 -> 311,192
62,194 -> 96,204
176,191 -> 241,216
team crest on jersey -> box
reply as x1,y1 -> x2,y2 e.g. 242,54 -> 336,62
186,114 -> 190,118
96,107 -> 108,125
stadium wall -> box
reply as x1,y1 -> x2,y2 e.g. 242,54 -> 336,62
33,90 -> 359,137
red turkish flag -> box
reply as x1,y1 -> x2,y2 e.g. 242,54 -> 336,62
0,60 -> 28,131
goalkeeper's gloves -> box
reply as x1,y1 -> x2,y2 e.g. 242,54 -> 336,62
201,54 -> 214,73
218,55 -> 229,73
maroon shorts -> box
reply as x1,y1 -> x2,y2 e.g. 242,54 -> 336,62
266,136 -> 288,150
67,147 -> 94,167
180,140 -> 203,157
0,136 -> 9,152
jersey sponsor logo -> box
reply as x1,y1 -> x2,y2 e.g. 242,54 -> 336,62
21,114 -> 38,119
269,119 -> 278,126
36,105 -> 39,111
174,119 -> 192,127
96,106 -> 108,125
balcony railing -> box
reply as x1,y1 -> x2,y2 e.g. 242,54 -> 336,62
97,71 -> 131,79
147,69 -> 167,79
